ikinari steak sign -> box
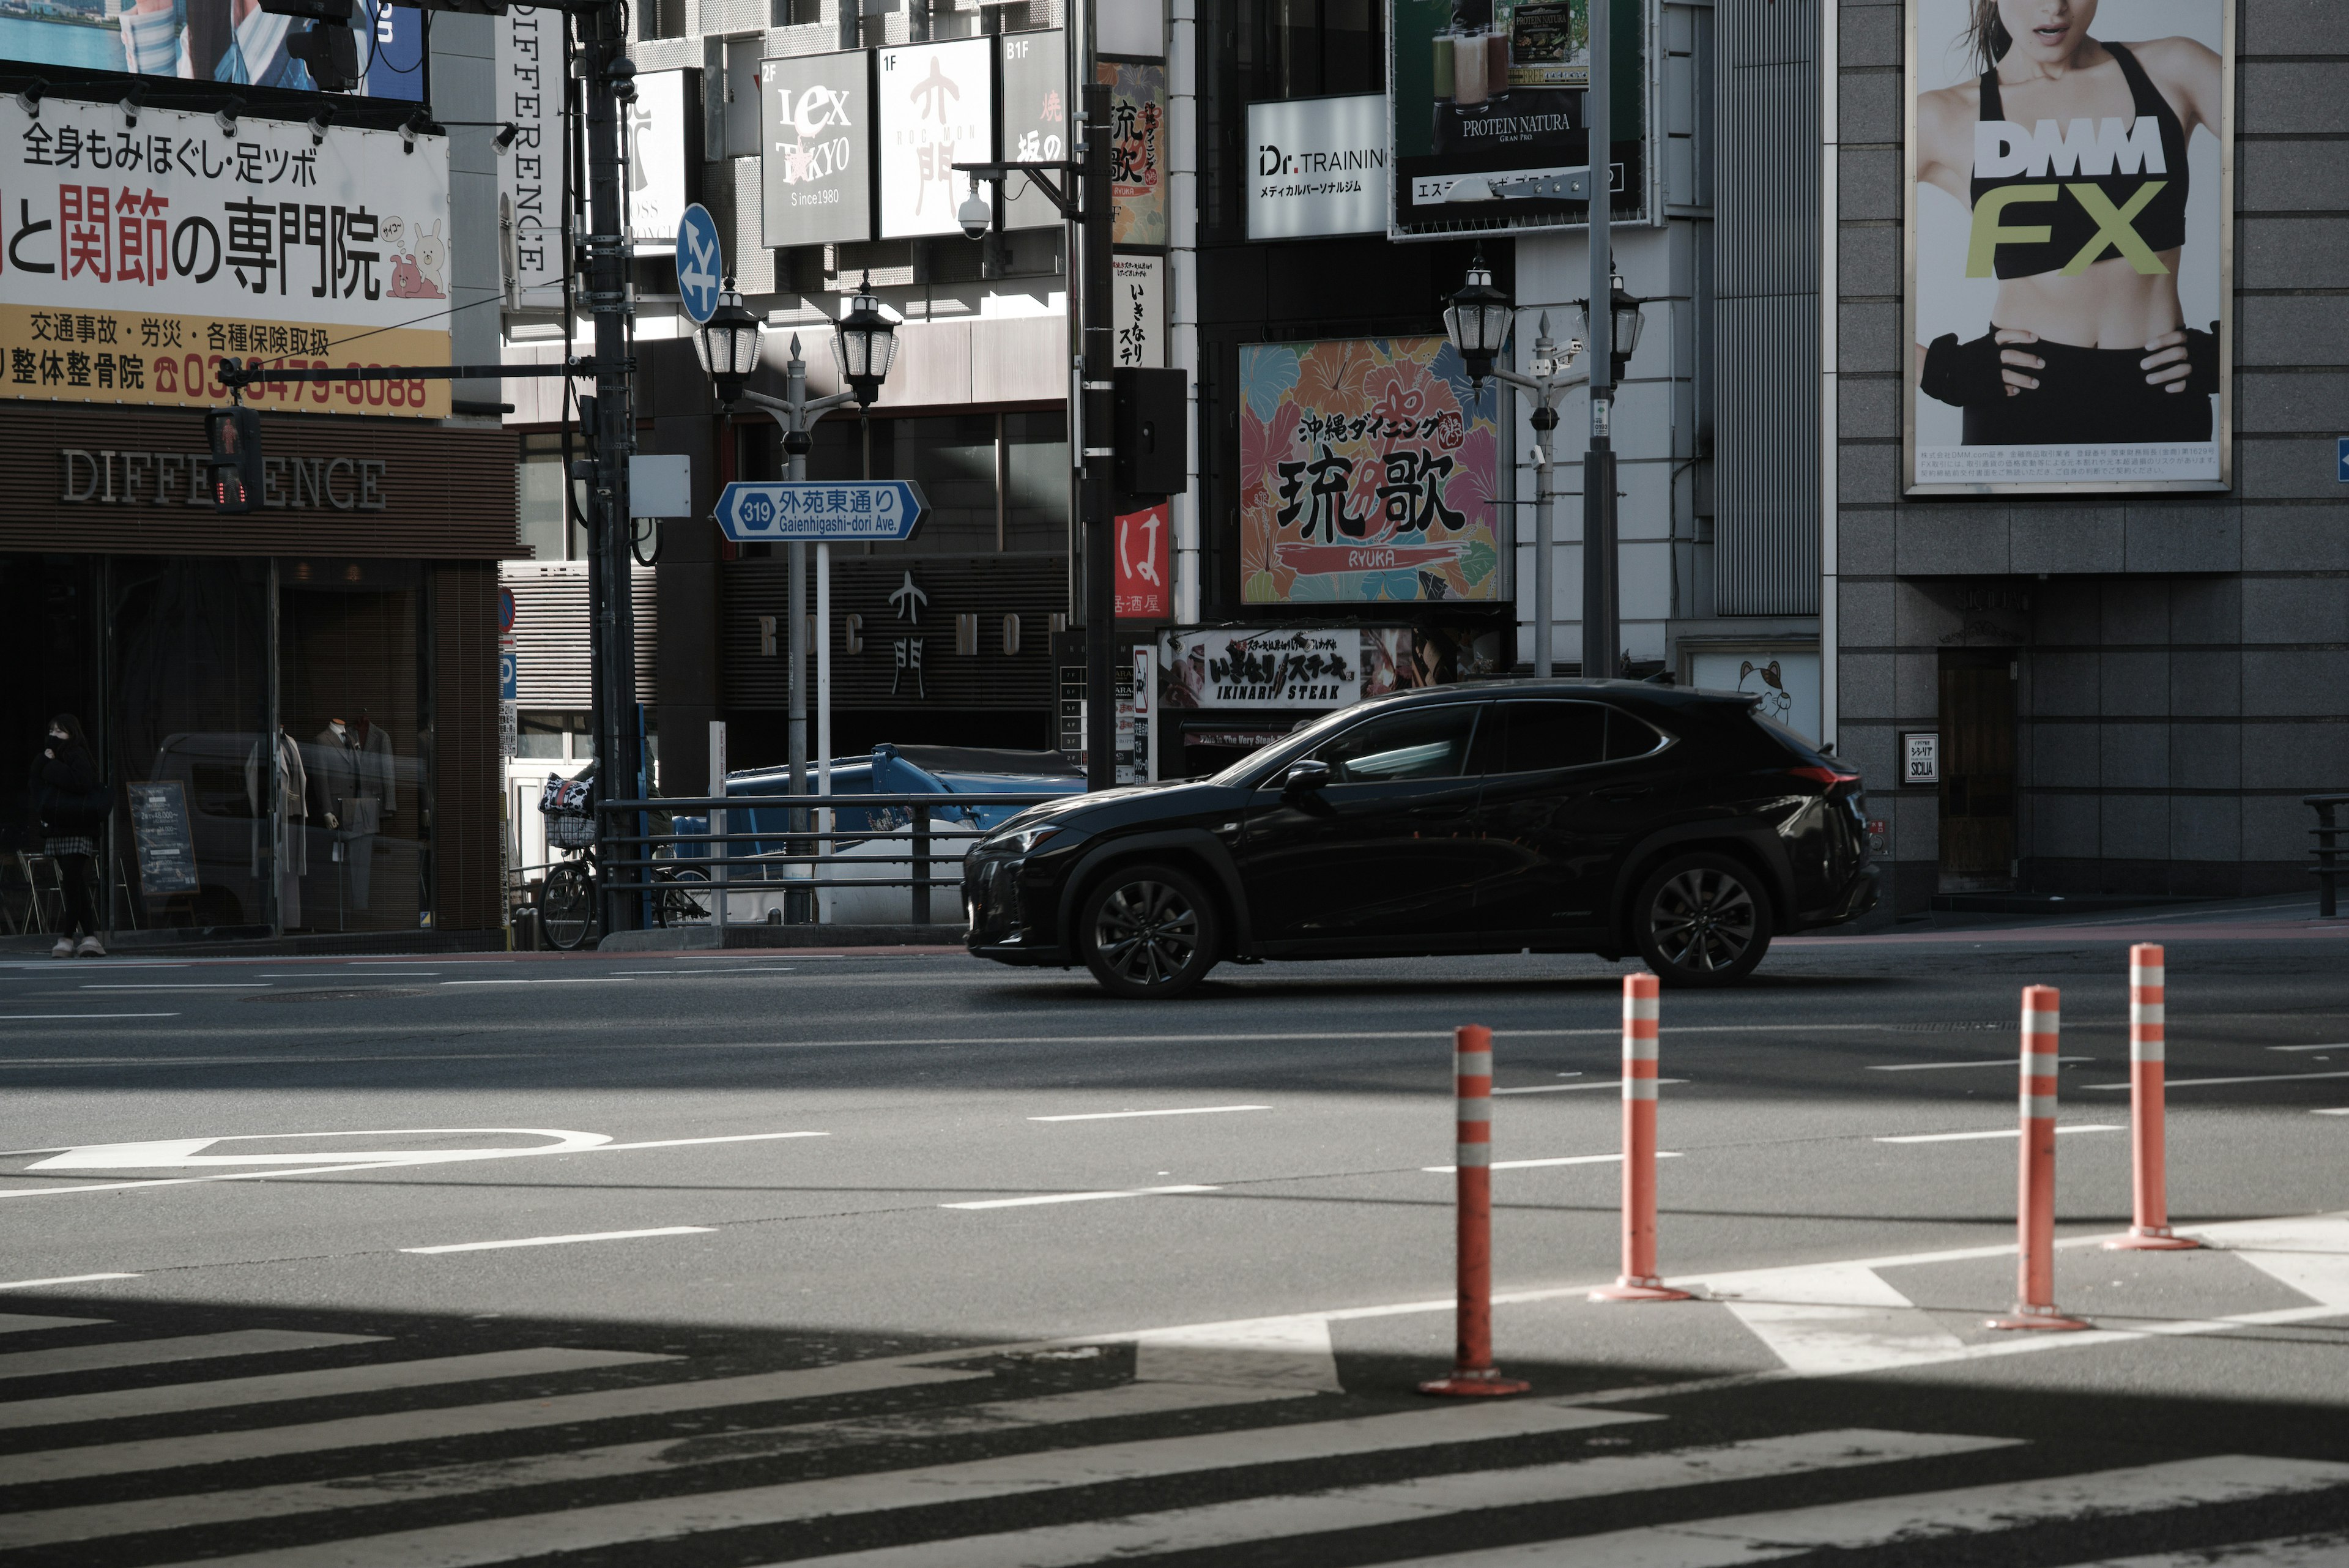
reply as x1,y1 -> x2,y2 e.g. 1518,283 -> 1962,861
61,447 -> 389,510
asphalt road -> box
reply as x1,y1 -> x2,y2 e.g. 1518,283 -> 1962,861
1,899 -> 2347,1566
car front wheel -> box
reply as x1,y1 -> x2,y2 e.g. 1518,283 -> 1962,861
1631,852 -> 1772,987
1077,863 -> 1219,1000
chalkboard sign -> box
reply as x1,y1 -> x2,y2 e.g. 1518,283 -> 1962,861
127,781 -> 199,897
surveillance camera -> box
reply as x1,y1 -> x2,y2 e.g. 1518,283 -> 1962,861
956,185 -> 992,243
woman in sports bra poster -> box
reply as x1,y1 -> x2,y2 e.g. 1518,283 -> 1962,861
1906,0 -> 2232,492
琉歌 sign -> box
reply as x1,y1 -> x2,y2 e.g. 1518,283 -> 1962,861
1238,335 -> 1502,604
1099,58 -> 1167,247
1249,94 -> 1386,240
0,100 -> 452,417
762,48 -> 872,248
716,479 -> 929,542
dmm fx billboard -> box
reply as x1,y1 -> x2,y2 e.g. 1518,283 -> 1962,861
0,100 -> 452,417
1249,93 -> 1386,241
762,49 -> 870,248
1239,336 -> 1502,604
1386,0 -> 1653,238
0,0 -> 421,97
1905,0 -> 2232,493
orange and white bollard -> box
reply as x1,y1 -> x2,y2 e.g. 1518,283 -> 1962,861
1989,984 -> 2090,1331
1591,973 -> 1692,1304
1422,1025 -> 1531,1396
2107,943 -> 2200,1251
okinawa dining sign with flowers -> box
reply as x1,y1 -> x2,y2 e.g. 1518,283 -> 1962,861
1239,336 -> 1502,604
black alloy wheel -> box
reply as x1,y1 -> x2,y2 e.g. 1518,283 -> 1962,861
1077,863 -> 1219,1000
1632,852 -> 1772,986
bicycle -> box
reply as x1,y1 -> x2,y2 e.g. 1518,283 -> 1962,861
536,776 -> 712,950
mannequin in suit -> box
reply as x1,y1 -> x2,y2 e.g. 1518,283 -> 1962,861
244,729 -> 305,929
314,714 -> 396,912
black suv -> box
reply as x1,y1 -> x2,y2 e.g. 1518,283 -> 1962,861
963,680 -> 1877,998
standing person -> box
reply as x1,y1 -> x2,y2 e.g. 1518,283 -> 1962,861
30,715 -> 107,959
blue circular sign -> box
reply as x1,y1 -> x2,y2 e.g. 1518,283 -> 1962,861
675,204 -> 725,325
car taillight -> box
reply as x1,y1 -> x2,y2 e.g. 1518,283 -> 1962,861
1789,766 -> 1862,789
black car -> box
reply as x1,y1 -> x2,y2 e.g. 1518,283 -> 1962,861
963,680 -> 1877,998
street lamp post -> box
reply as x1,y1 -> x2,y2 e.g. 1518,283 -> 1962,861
1575,269 -> 1647,680
694,276 -> 896,920
1445,258 -> 1588,678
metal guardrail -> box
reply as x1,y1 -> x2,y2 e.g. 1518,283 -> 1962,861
593,791 -> 1063,927
2310,793 -> 2348,919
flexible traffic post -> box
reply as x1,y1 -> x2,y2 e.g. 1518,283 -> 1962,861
1591,973 -> 1692,1303
1420,1025 -> 1530,1397
1989,984 -> 2089,1331
2108,944 -> 2199,1250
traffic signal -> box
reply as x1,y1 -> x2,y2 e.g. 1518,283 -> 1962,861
206,405 -> 262,515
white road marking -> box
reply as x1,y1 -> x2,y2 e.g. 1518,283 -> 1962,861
0,1359 -> 985,1488
159,1397 -> 1658,1568
0,1014 -> 177,1020
2087,1069 -> 2349,1089
597,1132 -> 828,1151
0,1310 -> 109,1330
1868,1057 -> 2091,1071
1423,1152 -> 1686,1173
1875,1124 -> 2121,1144
1709,1265 -> 1967,1374
1028,1105 -> 1270,1122
2212,1214 -> 2349,1310
404,1227 -> 714,1255
0,1328 -> 378,1380
0,1381 -> 1302,1550
1133,1316 -> 1340,1391
73,984 -> 267,990
440,977 -> 636,986
2316,1107 -> 2349,1116
1382,1454 -> 2349,1567
0,1053 -> 525,1069
2070,1532 -> 2349,1567
944,1184 -> 1220,1209
252,973 -> 443,978
0,1347 -> 668,1434
1493,1077 -> 1688,1094
770,1429 -> 2017,1568
2271,1042 -> 2349,1052
607,968 -> 798,976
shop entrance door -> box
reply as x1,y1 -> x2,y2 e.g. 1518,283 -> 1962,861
1938,650 -> 2016,892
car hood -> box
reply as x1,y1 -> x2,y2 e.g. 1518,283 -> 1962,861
990,780 -> 1238,840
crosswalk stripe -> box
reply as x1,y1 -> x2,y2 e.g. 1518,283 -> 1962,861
157,1397 -> 1659,1567
1381,1454 -> 2349,1566
0,1380 -> 1304,1550
0,1311 -> 108,1334
2066,1532 -> 2349,1567
0,1358 -> 988,1488
0,1329 -> 379,1381
0,1347 -> 669,1433
768,1429 -> 2018,1568
1705,1264 -> 1967,1375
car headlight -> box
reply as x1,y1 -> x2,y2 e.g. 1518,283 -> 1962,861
1002,825 -> 1061,854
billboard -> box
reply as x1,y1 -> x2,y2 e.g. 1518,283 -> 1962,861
625,68 -> 691,252
1000,29 -> 1066,232
0,0 -> 422,97
1111,252 -> 1162,368
761,49 -> 870,248
1160,628 -> 1360,710
1249,93 -> 1386,241
1904,0 -> 2231,492
0,97 -> 453,417
877,37 -> 993,240
1386,0 -> 1649,239
1238,336 -> 1502,605
1099,58 -> 1165,247
496,6 -> 565,310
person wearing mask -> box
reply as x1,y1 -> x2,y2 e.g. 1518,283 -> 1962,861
31,715 -> 108,959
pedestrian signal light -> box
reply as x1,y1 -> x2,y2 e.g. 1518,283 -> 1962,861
206,405 -> 262,515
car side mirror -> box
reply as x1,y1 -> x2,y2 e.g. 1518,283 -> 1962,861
1282,760 -> 1333,795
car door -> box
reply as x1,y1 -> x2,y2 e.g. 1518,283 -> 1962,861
1473,700 -> 1675,940
1235,700 -> 1491,954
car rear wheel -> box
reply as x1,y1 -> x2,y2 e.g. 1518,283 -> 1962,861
1078,863 -> 1219,1000
1632,852 -> 1772,987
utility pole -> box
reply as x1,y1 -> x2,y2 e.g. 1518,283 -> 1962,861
1076,76 -> 1116,790
1581,0 -> 1617,682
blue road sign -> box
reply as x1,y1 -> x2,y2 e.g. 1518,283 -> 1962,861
499,644 -> 518,703
676,204 -> 725,325
2338,436 -> 2348,483
715,480 -> 929,543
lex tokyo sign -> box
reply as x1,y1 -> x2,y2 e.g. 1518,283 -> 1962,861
715,480 -> 929,543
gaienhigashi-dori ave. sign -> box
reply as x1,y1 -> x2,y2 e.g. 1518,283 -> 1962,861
0,98 -> 454,416
715,480 -> 929,543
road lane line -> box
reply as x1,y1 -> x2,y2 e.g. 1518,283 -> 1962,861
0,1381 -> 1301,1550
1028,1106 -> 1270,1122
0,1360 -> 986,1488
2269,1043 -> 2348,1052
1868,1057 -> 2091,1072
156,1397 -> 1657,1568
73,984 -> 267,990
943,1184 -> 1220,1210
0,1347 -> 670,1433
1423,1153 -> 1685,1173
2068,1535 -> 2349,1568
596,1132 -> 829,1151
767,1429 -> 2016,1568
1493,1077 -> 1685,1094
1876,1125 -> 2122,1144
0,1014 -> 177,1021
403,1227 -> 714,1255
1381,1454 -> 2349,1567
2085,1069 -> 2349,1090
0,1328 -> 379,1380
0,1311 -> 110,1330
2316,1108 -> 2349,1116
440,978 -> 637,986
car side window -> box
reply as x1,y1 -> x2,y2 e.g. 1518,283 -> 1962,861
1607,708 -> 1672,760
1496,701 -> 1609,773
1306,704 -> 1483,784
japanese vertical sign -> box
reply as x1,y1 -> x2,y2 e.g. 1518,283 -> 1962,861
877,38 -> 994,240
1097,59 -> 1165,247
1000,29 -> 1066,232
0,99 -> 452,417
1111,253 -> 1163,368
762,49 -> 870,248
625,69 -> 691,252
1239,336 -> 1502,604
1115,502 -> 1169,619
497,7 -> 566,310
1904,0 -> 2230,492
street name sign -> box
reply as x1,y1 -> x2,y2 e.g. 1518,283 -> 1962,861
715,480 -> 929,543
676,204 -> 725,325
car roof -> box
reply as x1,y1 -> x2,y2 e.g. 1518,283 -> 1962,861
1370,678 -> 1757,712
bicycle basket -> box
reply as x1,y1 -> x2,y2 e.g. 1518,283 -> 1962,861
546,812 -> 598,849
539,776 -> 594,817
